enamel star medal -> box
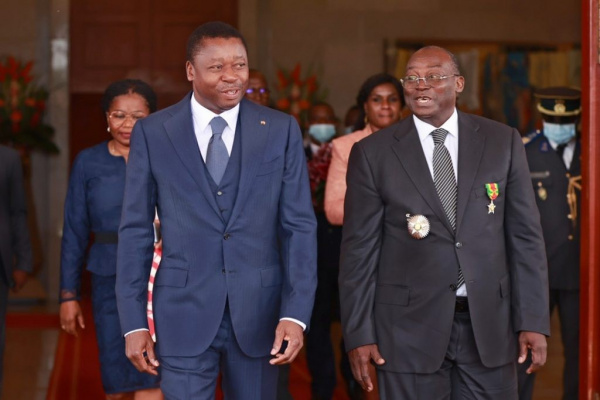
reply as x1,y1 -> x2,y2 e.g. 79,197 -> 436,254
406,214 -> 430,239
485,183 -> 499,214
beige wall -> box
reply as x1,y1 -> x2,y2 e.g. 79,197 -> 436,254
1,0 -> 69,301
240,0 -> 581,120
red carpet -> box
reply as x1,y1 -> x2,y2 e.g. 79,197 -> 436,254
6,312 -> 59,329
46,299 -> 104,400
43,298 -> 351,399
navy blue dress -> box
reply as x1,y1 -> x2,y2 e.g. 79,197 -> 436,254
60,141 -> 160,394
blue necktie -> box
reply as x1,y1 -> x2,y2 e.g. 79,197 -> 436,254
206,116 -> 229,185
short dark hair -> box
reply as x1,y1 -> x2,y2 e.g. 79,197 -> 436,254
101,79 -> 158,113
354,73 -> 404,131
418,45 -> 461,75
186,21 -> 248,62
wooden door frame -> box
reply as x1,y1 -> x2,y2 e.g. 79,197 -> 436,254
580,1 -> 600,399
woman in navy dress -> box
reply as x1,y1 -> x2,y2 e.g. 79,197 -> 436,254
59,79 -> 163,400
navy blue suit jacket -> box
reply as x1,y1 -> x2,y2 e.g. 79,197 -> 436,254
116,95 -> 317,358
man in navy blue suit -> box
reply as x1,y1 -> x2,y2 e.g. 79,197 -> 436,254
116,21 -> 317,399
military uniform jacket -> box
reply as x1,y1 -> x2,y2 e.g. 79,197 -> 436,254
525,132 -> 581,290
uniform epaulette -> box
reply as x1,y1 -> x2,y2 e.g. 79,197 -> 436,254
522,130 -> 541,145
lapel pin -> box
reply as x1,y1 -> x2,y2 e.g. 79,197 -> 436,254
260,120 -> 266,125
406,214 -> 430,239
485,183 -> 499,214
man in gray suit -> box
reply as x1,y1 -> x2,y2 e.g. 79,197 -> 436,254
0,145 -> 32,393
339,46 -> 550,399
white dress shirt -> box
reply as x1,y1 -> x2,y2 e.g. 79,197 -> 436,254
546,137 -> 576,170
413,109 -> 467,296
190,95 -> 239,160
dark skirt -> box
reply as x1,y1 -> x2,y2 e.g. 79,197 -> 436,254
91,273 -> 161,394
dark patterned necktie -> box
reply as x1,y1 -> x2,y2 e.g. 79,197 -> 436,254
206,116 -> 229,185
431,128 -> 464,288
556,143 -> 567,167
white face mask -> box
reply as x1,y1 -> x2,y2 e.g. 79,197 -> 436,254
308,124 -> 336,143
542,122 -> 576,145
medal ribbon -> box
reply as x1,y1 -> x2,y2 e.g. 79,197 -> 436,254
485,183 -> 499,201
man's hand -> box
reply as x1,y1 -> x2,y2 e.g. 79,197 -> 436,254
348,344 -> 385,392
59,301 -> 85,336
518,331 -> 547,374
269,320 -> 303,365
11,270 -> 28,293
125,331 -> 160,375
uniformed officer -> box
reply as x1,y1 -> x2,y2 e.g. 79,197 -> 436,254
519,87 -> 581,400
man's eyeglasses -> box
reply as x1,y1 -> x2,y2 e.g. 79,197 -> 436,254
108,111 -> 148,126
400,74 -> 460,89
245,87 -> 269,95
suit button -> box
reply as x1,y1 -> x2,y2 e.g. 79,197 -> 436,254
449,284 -> 457,291
222,268 -> 226,274
566,173 -> 571,178
455,242 -> 462,248
217,191 -> 223,196
568,235 -> 574,240
224,233 -> 231,240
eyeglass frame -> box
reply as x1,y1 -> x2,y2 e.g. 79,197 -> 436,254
400,74 -> 461,88
107,111 -> 148,126
245,87 -> 270,95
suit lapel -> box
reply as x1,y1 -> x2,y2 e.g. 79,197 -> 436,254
226,100 -> 270,229
391,119 -> 455,235
455,112 -> 485,232
164,93 -> 223,220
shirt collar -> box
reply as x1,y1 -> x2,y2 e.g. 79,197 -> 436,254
413,108 -> 459,142
190,94 -> 240,133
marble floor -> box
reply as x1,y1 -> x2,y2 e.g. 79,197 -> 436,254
2,302 -> 565,400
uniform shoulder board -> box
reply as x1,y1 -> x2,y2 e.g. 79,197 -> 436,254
522,130 -> 541,145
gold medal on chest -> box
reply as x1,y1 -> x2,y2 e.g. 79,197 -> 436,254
407,214 -> 430,240
537,186 -> 547,201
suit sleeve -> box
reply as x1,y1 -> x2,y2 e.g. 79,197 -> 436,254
116,121 -> 157,335
59,153 -> 90,301
8,153 -> 32,273
277,116 -> 318,329
324,139 -> 347,225
504,129 -> 550,335
339,142 -> 384,351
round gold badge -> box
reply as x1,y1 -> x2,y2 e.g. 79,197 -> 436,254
537,186 -> 547,201
407,214 -> 430,240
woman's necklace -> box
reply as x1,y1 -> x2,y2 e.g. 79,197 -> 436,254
109,140 -> 128,160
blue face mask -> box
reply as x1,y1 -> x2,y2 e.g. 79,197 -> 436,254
308,124 -> 336,143
543,122 -> 576,145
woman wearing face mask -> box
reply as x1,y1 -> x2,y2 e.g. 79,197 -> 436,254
59,79 -> 163,400
324,73 -> 404,226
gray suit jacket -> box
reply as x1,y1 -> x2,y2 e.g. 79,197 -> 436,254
339,112 -> 550,373
0,145 -> 32,287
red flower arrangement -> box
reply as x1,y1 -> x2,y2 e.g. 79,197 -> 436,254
307,143 -> 333,211
0,56 -> 58,153
275,63 -> 327,130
